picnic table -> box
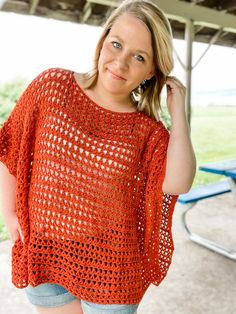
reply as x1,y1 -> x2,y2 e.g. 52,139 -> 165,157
199,159 -> 236,199
178,159 -> 236,261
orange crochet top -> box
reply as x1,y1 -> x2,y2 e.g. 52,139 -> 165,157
0,68 -> 178,304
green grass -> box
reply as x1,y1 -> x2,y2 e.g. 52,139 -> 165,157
191,105 -> 236,186
0,213 -> 9,241
0,105 -> 236,240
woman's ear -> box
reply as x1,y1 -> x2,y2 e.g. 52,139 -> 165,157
146,73 -> 154,81
146,66 -> 155,81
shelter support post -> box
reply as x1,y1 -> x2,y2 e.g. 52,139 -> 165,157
185,19 -> 194,126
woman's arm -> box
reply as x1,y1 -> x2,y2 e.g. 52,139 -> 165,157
0,161 -> 24,242
162,76 -> 196,195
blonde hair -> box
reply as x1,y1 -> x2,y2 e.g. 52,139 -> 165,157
81,0 -> 174,121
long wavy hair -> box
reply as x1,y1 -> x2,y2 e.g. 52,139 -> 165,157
81,0 -> 174,121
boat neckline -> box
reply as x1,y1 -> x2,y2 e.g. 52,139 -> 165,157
71,71 -> 141,116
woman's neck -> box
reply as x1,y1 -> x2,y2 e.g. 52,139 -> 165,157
74,72 -> 137,113
89,83 -> 137,113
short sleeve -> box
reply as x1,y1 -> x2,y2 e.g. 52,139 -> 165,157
0,69 -> 48,177
142,122 -> 178,286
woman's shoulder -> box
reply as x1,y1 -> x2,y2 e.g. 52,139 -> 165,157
27,67 -> 78,98
35,68 -> 89,94
142,115 -> 168,136
20,68 -> 76,108
33,67 -> 74,84
144,119 -> 169,149
73,71 -> 86,85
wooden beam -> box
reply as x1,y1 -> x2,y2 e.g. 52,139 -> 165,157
87,0 -> 119,8
2,1 -> 101,25
29,0 -> 40,15
81,1 -> 93,23
193,28 -> 224,69
194,25 -> 205,35
190,0 -> 205,3
86,0 -> 236,33
2,0 -> 236,41
152,0 -> 236,33
36,5 -> 101,25
2,0 -> 29,14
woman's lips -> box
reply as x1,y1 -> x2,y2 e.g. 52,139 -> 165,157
107,68 -> 125,80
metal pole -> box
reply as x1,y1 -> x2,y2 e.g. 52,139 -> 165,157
185,19 -> 194,126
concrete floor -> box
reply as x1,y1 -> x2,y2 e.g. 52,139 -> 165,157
0,193 -> 236,314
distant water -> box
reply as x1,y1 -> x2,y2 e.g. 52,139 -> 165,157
192,89 -> 236,106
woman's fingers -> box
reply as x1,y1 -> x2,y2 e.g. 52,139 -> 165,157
11,229 -> 24,244
11,229 -> 20,243
5,215 -> 24,243
18,226 -> 24,243
166,76 -> 186,92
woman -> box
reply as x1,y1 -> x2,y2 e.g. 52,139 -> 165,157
0,0 -> 196,313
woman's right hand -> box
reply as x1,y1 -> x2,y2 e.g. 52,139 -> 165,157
3,211 -> 24,243
0,162 -> 24,243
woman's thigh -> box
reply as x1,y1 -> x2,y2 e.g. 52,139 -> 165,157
25,283 -> 77,308
35,299 -> 83,314
81,300 -> 139,314
25,283 -> 139,314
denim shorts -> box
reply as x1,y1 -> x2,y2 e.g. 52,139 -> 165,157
24,283 -> 139,314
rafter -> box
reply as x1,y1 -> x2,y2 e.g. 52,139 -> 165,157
80,2 -> 92,23
190,0 -> 205,3
29,0 -> 40,14
193,28 -> 224,69
1,0 -> 236,46
152,0 -> 236,33
86,0 -> 236,33
87,0 -> 119,8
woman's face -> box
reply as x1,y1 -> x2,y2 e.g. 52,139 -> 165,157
97,13 -> 155,98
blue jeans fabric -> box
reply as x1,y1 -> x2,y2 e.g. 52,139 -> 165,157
24,283 -> 139,314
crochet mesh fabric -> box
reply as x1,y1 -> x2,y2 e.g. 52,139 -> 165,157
0,68 -> 178,304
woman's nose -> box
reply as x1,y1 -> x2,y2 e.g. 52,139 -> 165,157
115,52 -> 129,69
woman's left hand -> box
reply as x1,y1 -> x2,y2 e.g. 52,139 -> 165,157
165,76 -> 186,118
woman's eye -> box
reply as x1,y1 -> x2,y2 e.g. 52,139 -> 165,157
135,54 -> 145,62
111,41 -> 121,49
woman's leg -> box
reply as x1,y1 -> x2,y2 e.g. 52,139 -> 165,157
35,299 -> 83,314
81,299 -> 139,314
25,283 -> 83,314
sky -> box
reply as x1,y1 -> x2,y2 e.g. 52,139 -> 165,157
0,11 -> 236,105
